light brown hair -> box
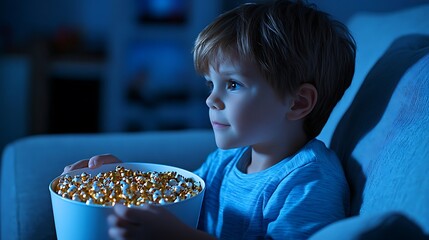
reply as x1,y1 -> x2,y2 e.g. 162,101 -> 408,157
193,0 -> 356,139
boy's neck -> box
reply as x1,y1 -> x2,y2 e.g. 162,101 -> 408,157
246,132 -> 308,174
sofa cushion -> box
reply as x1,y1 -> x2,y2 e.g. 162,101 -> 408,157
329,33 -> 429,232
309,212 -> 428,240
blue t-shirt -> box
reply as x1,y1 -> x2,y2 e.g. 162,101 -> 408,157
194,139 -> 349,239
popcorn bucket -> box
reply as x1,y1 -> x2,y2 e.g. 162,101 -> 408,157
49,163 -> 205,240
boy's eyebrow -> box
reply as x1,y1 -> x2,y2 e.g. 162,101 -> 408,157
214,68 -> 242,76
204,70 -> 239,79
218,70 -> 238,75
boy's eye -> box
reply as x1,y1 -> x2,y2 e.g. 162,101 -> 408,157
227,80 -> 241,90
206,81 -> 214,92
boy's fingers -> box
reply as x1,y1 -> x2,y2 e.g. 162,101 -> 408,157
62,159 -> 89,174
113,204 -> 153,224
108,226 -> 128,240
107,214 -> 119,227
62,154 -> 122,174
107,214 -> 127,228
89,154 -> 121,169
108,212 -> 143,239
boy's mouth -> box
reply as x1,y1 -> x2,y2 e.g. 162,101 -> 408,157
211,121 -> 230,129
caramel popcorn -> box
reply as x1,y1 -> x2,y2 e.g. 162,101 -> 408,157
55,166 -> 203,207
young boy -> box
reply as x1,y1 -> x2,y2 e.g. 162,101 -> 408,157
64,0 -> 356,239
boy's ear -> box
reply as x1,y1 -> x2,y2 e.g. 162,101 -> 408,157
287,83 -> 318,120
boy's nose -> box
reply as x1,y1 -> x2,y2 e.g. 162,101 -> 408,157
206,93 -> 225,110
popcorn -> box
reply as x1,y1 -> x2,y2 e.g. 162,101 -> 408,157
55,165 -> 203,207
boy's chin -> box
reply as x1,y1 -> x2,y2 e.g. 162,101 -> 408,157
216,144 -> 234,150
214,137 -> 242,150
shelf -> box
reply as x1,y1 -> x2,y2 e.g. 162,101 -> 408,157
49,58 -> 106,79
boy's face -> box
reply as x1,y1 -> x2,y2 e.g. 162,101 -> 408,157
205,53 -> 292,149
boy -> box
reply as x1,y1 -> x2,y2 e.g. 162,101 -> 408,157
64,0 -> 356,239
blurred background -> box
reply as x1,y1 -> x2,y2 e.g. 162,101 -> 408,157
0,0 -> 427,153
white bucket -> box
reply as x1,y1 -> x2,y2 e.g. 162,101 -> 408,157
49,163 -> 205,240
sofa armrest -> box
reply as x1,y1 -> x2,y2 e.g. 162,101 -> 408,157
1,129 -> 215,240
310,212 -> 428,240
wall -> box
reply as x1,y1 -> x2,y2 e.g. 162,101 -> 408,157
313,0 -> 428,23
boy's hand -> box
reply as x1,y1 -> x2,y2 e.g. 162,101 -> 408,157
108,204 -> 188,239
62,154 -> 122,174
108,204 -> 211,240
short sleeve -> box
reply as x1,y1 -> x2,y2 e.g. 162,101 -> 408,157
265,162 -> 349,239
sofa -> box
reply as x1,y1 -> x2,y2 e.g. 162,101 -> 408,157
2,4 -> 429,240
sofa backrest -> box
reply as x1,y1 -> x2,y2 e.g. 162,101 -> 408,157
317,4 -> 429,233
333,35 -> 429,229
319,4 -> 429,144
